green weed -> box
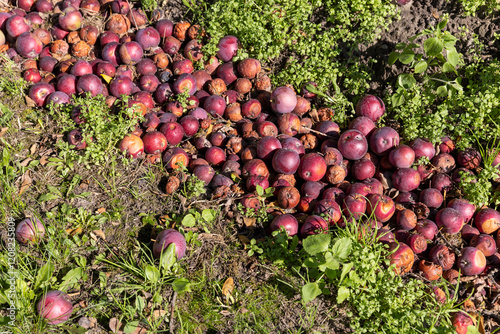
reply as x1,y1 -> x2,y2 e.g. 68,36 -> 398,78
47,94 -> 143,167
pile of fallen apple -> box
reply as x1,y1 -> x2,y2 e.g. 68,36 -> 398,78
3,0 -> 500,329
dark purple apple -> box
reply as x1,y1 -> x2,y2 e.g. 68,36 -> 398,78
216,35 -> 239,62
272,148 -> 300,175
337,129 -> 368,160
436,207 -> 464,234
370,127 -> 400,156
355,95 -> 385,122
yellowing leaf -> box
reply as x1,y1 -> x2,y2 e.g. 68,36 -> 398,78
101,74 -> 113,84
221,277 -> 234,298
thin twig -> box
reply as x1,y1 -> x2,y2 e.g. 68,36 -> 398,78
169,291 -> 178,333
124,0 -> 139,30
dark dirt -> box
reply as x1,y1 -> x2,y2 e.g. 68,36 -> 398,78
359,0 -> 500,94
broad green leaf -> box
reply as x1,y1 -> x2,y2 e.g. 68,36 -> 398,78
424,37 -> 444,57
34,262 -> 55,290
123,321 -> 140,334
395,43 -> 406,50
99,271 -> 107,289
59,267 -> 84,291
398,74 -> 416,89
135,296 -> 145,313
47,185 -> 63,196
305,83 -> 321,95
160,243 -> 177,272
325,268 -> 339,281
145,265 -> 160,283
450,82 -> 463,92
172,278 -> 192,293
442,62 -> 456,74
406,43 -> 420,49
318,252 -> 339,271
38,193 -> 61,202
302,234 -> 331,256
60,325 -> 87,334
336,286 -> 350,304
443,34 -> 458,49
437,18 -> 448,30
303,256 -> 320,269
388,51 -> 400,65
302,282 -> 322,303
436,85 -> 448,97
392,92 -> 405,107
255,185 -> 264,196
465,325 -> 481,334
414,61 -> 428,74
399,50 -> 415,65
0,291 -> 7,304
340,262 -> 353,283
181,214 -> 196,227
331,237 -> 352,260
202,209 -> 216,222
447,49 -> 459,67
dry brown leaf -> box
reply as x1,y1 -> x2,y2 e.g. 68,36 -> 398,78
96,207 -> 106,214
40,155 -> 49,166
222,277 -> 234,298
0,127 -> 8,138
132,326 -> 147,334
66,227 -> 83,235
219,310 -> 232,316
30,143 -> 38,155
243,217 -> 256,228
464,299 -> 476,311
109,318 -> 122,333
478,315 -> 485,334
238,235 -> 250,245
148,310 -> 167,322
25,96 -> 36,107
20,158 -> 32,167
18,171 -> 32,196
92,229 -> 106,240
432,10 -> 439,19
197,233 -> 224,243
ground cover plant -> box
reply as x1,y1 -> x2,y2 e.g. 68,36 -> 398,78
0,0 -> 500,333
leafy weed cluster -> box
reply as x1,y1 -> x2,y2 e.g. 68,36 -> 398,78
186,0 -> 398,124
47,94 -> 143,167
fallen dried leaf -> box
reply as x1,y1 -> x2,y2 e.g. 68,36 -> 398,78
30,143 -> 38,155
222,277 -> 234,299
92,229 -> 106,240
20,158 -> 32,167
96,207 -> 106,214
219,310 -> 232,316
197,233 -> 224,243
25,96 -> 36,107
0,127 -> 8,138
238,235 -> 250,245
66,227 -> 83,236
243,216 -> 257,228
148,310 -> 167,322
18,171 -> 32,196
464,299 -> 476,311
132,326 -> 148,334
40,155 -> 49,166
109,318 -> 122,333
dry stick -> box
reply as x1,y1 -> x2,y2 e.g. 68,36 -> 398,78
124,0 -> 139,30
169,291 -> 178,333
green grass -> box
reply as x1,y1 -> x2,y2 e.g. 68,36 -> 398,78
186,0 -> 398,126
